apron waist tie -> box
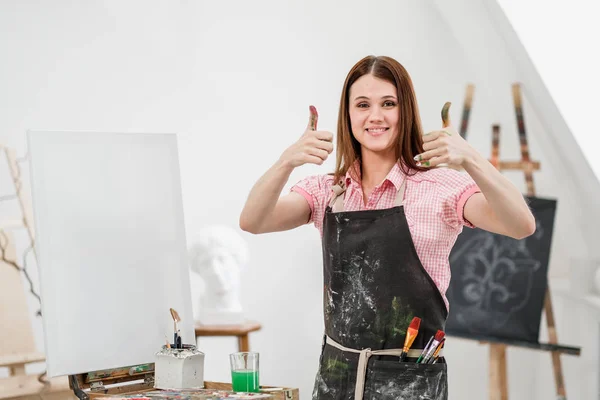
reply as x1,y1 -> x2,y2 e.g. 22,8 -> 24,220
325,335 -> 444,400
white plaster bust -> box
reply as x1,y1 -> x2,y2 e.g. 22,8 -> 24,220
188,225 -> 249,325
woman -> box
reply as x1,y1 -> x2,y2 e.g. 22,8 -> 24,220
239,55 -> 535,400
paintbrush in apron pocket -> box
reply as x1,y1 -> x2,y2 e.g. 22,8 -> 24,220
399,317 -> 421,362
417,330 -> 445,364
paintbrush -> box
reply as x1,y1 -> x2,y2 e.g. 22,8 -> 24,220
421,330 -> 445,364
169,308 -> 181,348
399,317 -> 421,362
429,338 -> 446,364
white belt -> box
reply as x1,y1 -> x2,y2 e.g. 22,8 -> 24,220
325,335 -> 444,400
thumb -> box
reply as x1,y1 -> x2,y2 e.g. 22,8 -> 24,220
441,102 -> 451,128
308,105 -> 319,131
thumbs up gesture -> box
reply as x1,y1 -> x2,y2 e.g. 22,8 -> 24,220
279,106 -> 334,168
414,102 -> 475,168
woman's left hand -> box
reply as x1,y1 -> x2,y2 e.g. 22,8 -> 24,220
414,125 -> 476,168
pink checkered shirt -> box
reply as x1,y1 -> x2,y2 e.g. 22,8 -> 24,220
291,162 -> 481,310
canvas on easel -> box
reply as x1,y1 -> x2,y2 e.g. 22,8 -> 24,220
27,131 -> 195,378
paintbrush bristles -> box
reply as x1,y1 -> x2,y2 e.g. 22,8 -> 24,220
169,308 -> 181,322
408,317 -> 421,331
434,330 -> 445,342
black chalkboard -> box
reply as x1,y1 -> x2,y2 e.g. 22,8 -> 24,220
446,196 -> 557,343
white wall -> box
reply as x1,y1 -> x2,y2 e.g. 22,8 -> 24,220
0,1 -> 595,399
497,0 -> 600,180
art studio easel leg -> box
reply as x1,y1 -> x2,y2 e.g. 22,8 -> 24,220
490,344 -> 508,400
545,288 -> 567,399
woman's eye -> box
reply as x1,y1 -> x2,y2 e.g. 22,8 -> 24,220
383,101 -> 396,107
357,103 -> 369,108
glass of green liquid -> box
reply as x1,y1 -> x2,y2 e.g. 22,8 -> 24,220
229,351 -> 260,393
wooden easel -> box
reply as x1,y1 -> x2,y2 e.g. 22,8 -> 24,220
485,84 -> 567,400
458,84 -> 475,140
0,145 -> 73,399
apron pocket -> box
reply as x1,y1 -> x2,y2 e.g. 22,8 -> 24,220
363,360 -> 448,400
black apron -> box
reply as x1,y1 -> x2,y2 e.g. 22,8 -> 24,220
312,178 -> 449,400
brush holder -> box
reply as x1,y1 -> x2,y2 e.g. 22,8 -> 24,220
154,344 -> 205,390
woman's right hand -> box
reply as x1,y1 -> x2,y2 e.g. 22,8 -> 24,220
279,105 -> 334,168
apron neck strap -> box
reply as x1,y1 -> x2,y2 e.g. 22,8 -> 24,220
330,178 -> 406,212
330,181 -> 347,212
394,178 -> 406,207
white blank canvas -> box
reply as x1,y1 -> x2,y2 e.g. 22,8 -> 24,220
27,131 -> 194,377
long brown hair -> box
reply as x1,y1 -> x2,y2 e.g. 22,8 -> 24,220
333,55 -> 427,184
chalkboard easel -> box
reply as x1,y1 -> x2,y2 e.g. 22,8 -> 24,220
452,84 -> 581,400
488,83 -> 581,400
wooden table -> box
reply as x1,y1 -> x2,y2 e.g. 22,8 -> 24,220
194,321 -> 262,352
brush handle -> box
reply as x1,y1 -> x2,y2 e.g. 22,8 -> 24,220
422,339 -> 442,364
416,336 -> 434,364
398,351 -> 407,362
428,339 -> 445,364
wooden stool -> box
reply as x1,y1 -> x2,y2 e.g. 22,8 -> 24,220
194,321 -> 262,352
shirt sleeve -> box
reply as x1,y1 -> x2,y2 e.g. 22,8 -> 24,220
437,169 -> 481,229
290,174 -> 333,228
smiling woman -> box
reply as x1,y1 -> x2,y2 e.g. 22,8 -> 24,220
239,55 -> 535,400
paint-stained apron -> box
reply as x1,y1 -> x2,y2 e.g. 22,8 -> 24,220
312,178 -> 449,400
